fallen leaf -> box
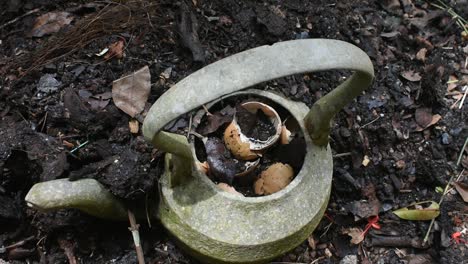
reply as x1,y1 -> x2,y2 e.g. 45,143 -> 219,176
307,235 -> 316,250
454,182 -> 468,203
401,70 -> 422,82
112,66 -> 151,117
129,119 -> 139,134
393,201 -> 440,221
414,113 -> 442,132
414,108 -> 433,128
416,48 -> 427,62
104,40 -> 125,60
198,105 -> 235,135
342,227 -> 365,244
31,12 -> 74,37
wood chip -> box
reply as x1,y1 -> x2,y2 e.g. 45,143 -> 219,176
129,119 -> 139,134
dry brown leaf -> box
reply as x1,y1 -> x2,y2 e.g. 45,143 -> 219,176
454,182 -> 468,203
401,70 -> 422,82
112,66 -> 151,117
31,12 -> 74,37
416,48 -> 427,62
415,108 -> 432,128
307,235 -> 316,250
104,40 -> 125,60
342,227 -> 365,244
414,113 -> 442,132
129,119 -> 139,134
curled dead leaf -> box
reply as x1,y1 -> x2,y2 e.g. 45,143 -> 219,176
342,227 -> 365,244
104,40 -> 125,60
454,182 -> 468,203
31,12 -> 74,37
254,163 -> 293,195
401,70 -> 422,82
415,108 -> 432,128
112,66 -> 150,117
416,48 -> 427,62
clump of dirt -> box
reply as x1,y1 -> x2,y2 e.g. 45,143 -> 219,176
237,105 -> 276,141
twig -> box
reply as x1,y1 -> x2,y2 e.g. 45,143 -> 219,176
128,210 -> 145,264
145,193 -> 152,228
459,85 -> 468,109
3,236 -> 35,250
0,8 -> 41,30
310,256 -> 326,264
69,140 -> 89,154
186,113 -> 193,138
361,116 -> 380,128
333,152 -> 352,158
423,136 -> 468,244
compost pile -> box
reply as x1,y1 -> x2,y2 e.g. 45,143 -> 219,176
192,97 -> 305,197
0,0 -> 467,263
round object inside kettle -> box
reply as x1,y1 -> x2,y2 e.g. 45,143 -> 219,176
192,95 -> 306,197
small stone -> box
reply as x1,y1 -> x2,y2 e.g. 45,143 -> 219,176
395,160 -> 406,169
382,203 -> 393,212
362,155 -> 371,167
37,74 -> 61,94
340,255 -> 358,264
441,133 -> 450,145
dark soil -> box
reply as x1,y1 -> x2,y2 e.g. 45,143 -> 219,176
236,105 -> 276,141
1,0 -> 468,263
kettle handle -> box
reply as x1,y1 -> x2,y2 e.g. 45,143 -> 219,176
143,39 -> 373,150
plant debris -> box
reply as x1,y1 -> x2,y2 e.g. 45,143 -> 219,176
453,182 -> 468,203
112,66 -> 151,117
393,201 -> 440,221
104,39 -> 125,60
30,11 -> 74,37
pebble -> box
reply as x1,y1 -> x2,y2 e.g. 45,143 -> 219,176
37,74 -> 61,94
441,133 -> 450,145
340,255 -> 357,264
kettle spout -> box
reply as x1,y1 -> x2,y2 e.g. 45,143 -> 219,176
25,178 -> 127,220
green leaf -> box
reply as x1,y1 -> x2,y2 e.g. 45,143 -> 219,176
393,201 -> 440,221
435,186 -> 444,194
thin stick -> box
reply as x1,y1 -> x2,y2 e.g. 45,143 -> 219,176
128,210 -> 145,264
361,116 -> 380,128
4,236 -> 35,250
186,113 -> 193,138
0,8 -> 41,30
333,152 -> 352,158
459,85 -> 468,109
